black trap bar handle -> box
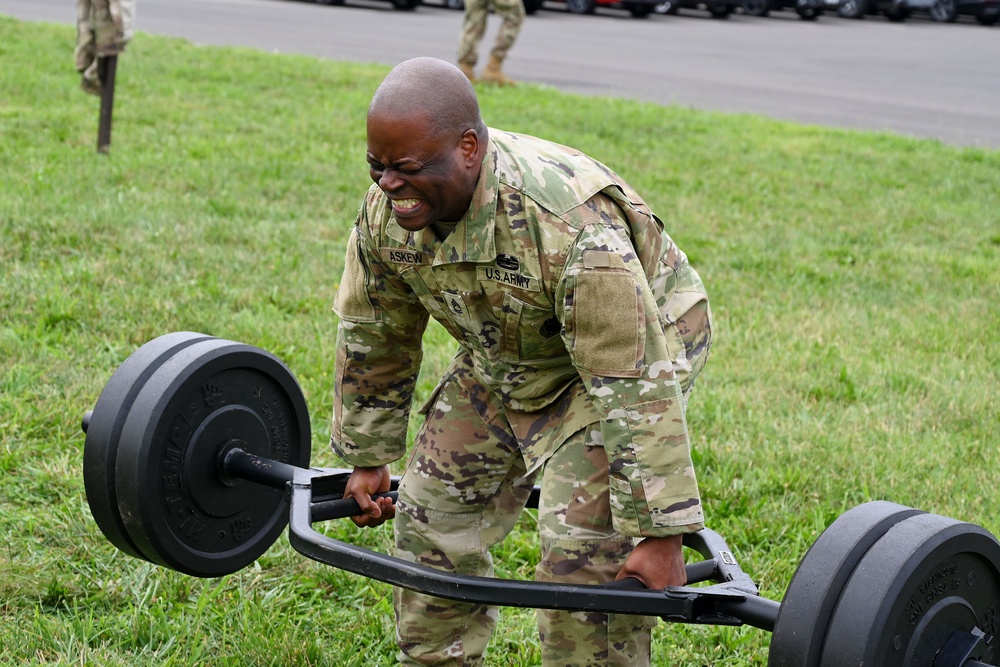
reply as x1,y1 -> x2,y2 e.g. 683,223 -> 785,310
284,467 -> 781,631
214,449 -> 756,599
214,449 -> 780,629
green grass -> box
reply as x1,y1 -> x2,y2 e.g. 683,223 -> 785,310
2,14 -> 999,666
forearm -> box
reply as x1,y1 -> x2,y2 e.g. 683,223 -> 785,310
331,319 -> 423,466
330,216 -> 428,467
597,381 -> 704,538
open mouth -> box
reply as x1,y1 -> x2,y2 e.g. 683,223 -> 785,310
391,198 -> 422,215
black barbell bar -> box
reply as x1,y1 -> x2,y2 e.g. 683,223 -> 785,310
218,443 -> 302,490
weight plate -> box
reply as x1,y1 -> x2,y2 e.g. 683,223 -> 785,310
115,338 -> 311,577
769,501 -> 925,666
821,512 -> 1000,666
84,332 -> 214,560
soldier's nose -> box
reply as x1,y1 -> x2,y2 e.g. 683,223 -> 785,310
379,168 -> 404,192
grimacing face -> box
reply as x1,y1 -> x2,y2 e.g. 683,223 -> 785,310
366,110 -> 481,231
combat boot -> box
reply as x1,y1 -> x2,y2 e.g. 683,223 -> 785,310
458,61 -> 477,83
480,55 -> 516,86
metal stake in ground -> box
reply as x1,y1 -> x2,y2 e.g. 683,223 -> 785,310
97,55 -> 118,154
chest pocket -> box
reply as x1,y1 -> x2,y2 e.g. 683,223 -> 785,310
499,293 -> 565,364
437,289 -> 491,347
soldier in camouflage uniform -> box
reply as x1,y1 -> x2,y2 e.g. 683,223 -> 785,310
332,57 -> 712,666
75,0 -> 136,95
456,0 -> 524,85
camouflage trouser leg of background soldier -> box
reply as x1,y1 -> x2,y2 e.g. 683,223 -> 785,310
75,0 -> 136,94
393,357 -> 655,666
456,0 -> 525,67
486,0 -> 525,61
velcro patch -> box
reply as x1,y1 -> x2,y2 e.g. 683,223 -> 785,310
572,271 -> 642,377
582,250 -> 626,269
380,247 -> 429,265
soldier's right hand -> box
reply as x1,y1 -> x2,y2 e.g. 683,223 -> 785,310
344,465 -> 396,528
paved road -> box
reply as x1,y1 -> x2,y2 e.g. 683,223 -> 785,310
4,0 -> 999,147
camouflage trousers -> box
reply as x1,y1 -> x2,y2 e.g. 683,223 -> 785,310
75,0 -> 136,95
393,357 -> 657,667
456,0 -> 525,66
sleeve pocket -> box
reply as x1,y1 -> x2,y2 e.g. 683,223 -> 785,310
603,396 -> 702,535
333,229 -> 380,323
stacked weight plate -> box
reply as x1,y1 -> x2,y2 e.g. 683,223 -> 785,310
83,332 -> 311,577
770,502 -> 1000,665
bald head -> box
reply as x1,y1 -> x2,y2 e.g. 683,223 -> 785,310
364,58 -> 490,229
369,57 -> 487,143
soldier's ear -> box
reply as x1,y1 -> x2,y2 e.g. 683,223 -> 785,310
458,129 -> 480,166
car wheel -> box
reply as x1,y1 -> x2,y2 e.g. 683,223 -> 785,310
566,0 -> 597,12
655,0 -> 680,12
625,1 -> 655,14
391,0 -> 421,9
522,0 -> 543,12
708,2 -> 734,16
742,0 -> 771,14
928,0 -> 958,20
795,0 -> 823,18
977,12 -> 998,23
837,0 -> 867,17
883,1 -> 910,19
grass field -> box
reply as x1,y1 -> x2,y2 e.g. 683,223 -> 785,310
2,14 -> 999,666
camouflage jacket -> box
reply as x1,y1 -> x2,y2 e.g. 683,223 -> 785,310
332,130 -> 710,537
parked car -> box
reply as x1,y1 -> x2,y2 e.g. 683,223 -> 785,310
315,0 -> 421,9
920,0 -> 999,23
559,0 -> 664,16
437,0 -> 544,11
316,0 -> 543,10
834,0 -> 928,20
654,0 -> 744,17
741,0 -> 827,19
